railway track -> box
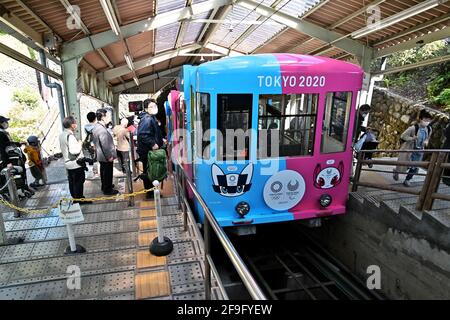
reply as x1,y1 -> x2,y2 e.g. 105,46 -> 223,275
211,223 -> 384,300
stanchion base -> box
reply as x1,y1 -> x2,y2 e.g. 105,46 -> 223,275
149,237 -> 173,256
65,244 -> 87,255
0,237 -> 24,246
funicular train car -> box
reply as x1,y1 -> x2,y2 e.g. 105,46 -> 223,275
168,54 -> 364,230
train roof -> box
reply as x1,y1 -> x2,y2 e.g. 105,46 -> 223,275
196,54 -> 364,75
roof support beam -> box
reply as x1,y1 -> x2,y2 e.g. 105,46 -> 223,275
0,42 -> 62,80
372,54 -> 450,76
112,67 -> 182,93
175,0 -> 194,48
101,44 -> 201,81
235,0 -> 372,59
0,9 -> 44,48
374,12 -> 450,47
204,43 -> 244,56
61,0 -> 232,62
374,26 -> 450,58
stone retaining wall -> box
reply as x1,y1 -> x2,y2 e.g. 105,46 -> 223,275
369,87 -> 449,154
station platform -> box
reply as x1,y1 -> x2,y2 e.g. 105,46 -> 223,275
0,160 -> 223,300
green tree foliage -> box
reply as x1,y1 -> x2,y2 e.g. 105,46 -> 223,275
7,87 -> 46,142
11,86 -> 40,109
381,40 -> 450,107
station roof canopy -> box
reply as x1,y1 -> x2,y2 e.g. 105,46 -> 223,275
1,0 -> 449,94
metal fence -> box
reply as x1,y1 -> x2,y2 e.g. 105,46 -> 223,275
352,149 -> 450,211
173,161 -> 267,300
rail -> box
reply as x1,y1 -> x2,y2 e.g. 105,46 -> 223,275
352,149 -> 450,211
173,161 -> 267,300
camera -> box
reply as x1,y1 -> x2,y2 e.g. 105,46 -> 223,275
76,157 -> 94,170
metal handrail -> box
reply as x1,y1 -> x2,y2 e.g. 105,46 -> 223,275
353,149 -> 450,211
174,161 -> 267,300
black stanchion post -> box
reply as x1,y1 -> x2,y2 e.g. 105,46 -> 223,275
149,180 -> 173,256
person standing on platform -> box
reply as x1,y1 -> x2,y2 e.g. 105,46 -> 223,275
92,109 -> 119,195
84,112 -> 98,177
113,118 -> 131,174
137,99 -> 164,199
59,116 -> 91,204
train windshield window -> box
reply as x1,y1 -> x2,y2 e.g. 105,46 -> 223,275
257,94 -> 318,158
321,92 -> 353,153
217,94 -> 252,161
195,93 -> 210,159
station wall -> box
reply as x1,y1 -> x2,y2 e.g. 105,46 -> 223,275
301,194 -> 450,299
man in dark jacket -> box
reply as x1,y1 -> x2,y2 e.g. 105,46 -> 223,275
353,104 -> 371,143
92,109 -> 119,195
137,99 -> 164,199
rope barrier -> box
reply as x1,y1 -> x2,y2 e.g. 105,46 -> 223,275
0,187 -> 156,215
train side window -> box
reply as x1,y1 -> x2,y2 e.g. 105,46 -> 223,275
195,93 -> 210,159
257,94 -> 318,158
217,94 -> 252,161
321,92 -> 352,154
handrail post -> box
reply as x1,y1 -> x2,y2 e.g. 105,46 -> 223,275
2,167 -> 20,218
417,151 -> 438,211
129,135 -> 137,177
423,152 -> 446,211
126,142 -> 134,207
181,171 -> 188,231
352,151 -> 364,192
204,218 -> 212,300
149,180 -> 173,256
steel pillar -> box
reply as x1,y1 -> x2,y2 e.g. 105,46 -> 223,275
112,93 -> 120,125
62,58 -> 82,139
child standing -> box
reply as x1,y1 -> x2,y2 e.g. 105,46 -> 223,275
24,135 -> 46,188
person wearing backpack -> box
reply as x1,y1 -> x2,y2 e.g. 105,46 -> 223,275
393,110 -> 433,187
137,99 -> 165,199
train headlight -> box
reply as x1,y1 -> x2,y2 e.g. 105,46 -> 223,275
319,194 -> 332,208
235,202 -> 250,218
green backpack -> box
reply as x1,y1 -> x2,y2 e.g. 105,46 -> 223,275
147,149 -> 167,182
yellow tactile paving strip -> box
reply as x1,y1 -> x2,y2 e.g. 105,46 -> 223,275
135,272 -> 170,299
140,209 -> 156,218
135,177 -> 174,299
139,219 -> 157,230
137,250 -> 166,268
138,232 -> 157,246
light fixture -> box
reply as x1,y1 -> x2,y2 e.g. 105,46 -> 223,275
99,0 -> 121,36
319,194 -> 332,208
351,0 -> 441,39
235,202 -> 250,218
124,53 -> 134,70
133,76 -> 139,87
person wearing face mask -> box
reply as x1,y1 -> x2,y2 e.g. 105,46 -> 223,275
59,116 -> 91,204
113,118 -> 131,173
92,109 -> 119,195
137,99 -> 164,199
393,110 -> 433,187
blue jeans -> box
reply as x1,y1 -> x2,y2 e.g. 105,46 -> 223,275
406,152 -> 423,181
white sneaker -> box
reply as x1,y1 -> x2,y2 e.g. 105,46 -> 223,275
403,180 -> 411,187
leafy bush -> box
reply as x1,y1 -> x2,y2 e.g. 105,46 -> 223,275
7,88 -> 45,142
427,62 -> 450,98
435,89 -> 450,110
12,87 -> 40,109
